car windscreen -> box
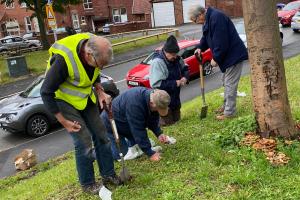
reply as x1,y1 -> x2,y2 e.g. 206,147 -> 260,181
19,78 -> 44,98
235,22 -> 245,35
141,52 -> 156,65
282,2 -> 300,11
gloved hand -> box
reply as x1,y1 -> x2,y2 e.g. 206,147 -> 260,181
150,152 -> 161,161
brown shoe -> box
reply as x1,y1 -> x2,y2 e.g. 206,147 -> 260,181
82,182 -> 102,195
214,106 -> 225,114
215,114 -> 235,121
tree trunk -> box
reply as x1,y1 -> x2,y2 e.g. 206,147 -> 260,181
242,0 -> 297,138
34,0 -> 50,50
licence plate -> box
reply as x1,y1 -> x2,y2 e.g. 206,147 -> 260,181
128,81 -> 139,86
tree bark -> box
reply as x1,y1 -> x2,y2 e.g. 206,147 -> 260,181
242,0 -> 297,138
33,0 -> 50,50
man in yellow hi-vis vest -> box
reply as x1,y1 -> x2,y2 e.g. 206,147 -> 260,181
41,34 -> 122,195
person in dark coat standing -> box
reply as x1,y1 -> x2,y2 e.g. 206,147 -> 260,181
189,6 -> 248,120
149,35 -> 189,126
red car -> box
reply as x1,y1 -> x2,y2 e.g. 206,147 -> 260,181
126,40 -> 212,88
278,0 -> 300,26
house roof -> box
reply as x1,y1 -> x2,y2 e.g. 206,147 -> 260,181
132,0 -> 152,14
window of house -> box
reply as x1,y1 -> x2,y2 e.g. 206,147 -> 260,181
20,2 -> 27,8
72,14 -> 80,29
5,2 -> 14,9
83,0 -> 93,10
24,17 -> 32,32
112,8 -> 128,23
81,16 -> 86,25
120,8 -> 128,22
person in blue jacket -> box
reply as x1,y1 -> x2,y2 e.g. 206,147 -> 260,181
189,6 -> 248,120
101,87 -> 172,162
149,35 -> 189,126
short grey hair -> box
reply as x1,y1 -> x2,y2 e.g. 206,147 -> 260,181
188,6 -> 206,21
150,89 -> 170,109
86,36 -> 113,63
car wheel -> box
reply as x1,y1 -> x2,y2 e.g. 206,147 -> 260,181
26,115 -> 49,137
203,61 -> 213,76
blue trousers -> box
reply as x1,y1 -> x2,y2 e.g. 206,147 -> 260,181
100,111 -> 135,160
57,100 -> 115,186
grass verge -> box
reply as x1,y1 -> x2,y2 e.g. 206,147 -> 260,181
1,55 -> 300,199
0,34 -> 168,85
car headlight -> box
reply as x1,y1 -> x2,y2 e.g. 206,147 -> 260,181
143,75 -> 149,80
2,113 -> 18,123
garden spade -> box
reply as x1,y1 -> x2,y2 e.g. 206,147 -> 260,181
104,103 -> 131,183
195,52 -> 208,119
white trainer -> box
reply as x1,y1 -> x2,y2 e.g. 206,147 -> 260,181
124,146 -> 139,160
151,146 -> 162,152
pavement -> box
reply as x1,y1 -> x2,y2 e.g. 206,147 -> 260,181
1,22 -> 300,179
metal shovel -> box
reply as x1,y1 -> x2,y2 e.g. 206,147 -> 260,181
104,103 -> 131,183
195,52 -> 208,119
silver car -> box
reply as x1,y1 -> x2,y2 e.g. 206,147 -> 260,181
234,21 -> 283,47
291,11 -> 300,32
0,74 -> 119,137
0,36 -> 41,53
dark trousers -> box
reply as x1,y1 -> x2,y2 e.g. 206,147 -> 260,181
100,111 -> 136,160
57,100 -> 115,186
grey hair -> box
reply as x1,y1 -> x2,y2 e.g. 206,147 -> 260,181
86,36 -> 113,63
188,5 -> 206,21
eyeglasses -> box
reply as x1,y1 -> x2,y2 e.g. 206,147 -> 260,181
92,54 -> 100,68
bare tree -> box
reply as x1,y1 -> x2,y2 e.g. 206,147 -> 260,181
242,0 -> 298,138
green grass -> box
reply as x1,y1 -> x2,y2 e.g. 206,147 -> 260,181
0,34 -> 168,85
1,55 -> 300,199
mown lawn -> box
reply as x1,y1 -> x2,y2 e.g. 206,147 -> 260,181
0,34 -> 168,84
1,55 -> 300,200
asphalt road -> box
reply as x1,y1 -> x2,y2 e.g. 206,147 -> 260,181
1,24 -> 300,178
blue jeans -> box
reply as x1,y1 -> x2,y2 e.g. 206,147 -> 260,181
100,111 -> 135,160
57,100 -> 115,186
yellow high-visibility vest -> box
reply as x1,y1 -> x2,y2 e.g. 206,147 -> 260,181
47,33 -> 99,110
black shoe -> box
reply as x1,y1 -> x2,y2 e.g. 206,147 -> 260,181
103,174 -> 123,186
82,182 -> 102,195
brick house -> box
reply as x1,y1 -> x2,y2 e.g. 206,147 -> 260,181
0,2 -> 39,37
0,0 -> 152,37
54,0 -> 152,33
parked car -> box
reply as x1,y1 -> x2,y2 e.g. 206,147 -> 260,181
102,23 -> 113,34
291,11 -> 300,32
0,36 -> 41,53
126,40 -> 213,88
277,3 -> 286,11
278,0 -> 300,26
234,21 -> 283,47
0,74 -> 119,137
22,32 -> 38,40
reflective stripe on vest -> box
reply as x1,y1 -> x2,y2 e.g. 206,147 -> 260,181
59,87 -> 88,99
51,43 -> 80,86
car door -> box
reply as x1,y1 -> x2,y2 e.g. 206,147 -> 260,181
13,37 -> 27,49
179,45 -> 199,77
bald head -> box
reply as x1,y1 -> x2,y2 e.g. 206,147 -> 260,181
85,36 -> 113,69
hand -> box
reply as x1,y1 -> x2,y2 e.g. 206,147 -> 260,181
176,80 -> 181,87
98,91 -> 112,109
180,77 -> 187,86
150,152 -> 161,161
62,120 -> 81,133
210,59 -> 218,67
55,112 -> 81,132
158,134 -> 168,144
194,48 -> 202,58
